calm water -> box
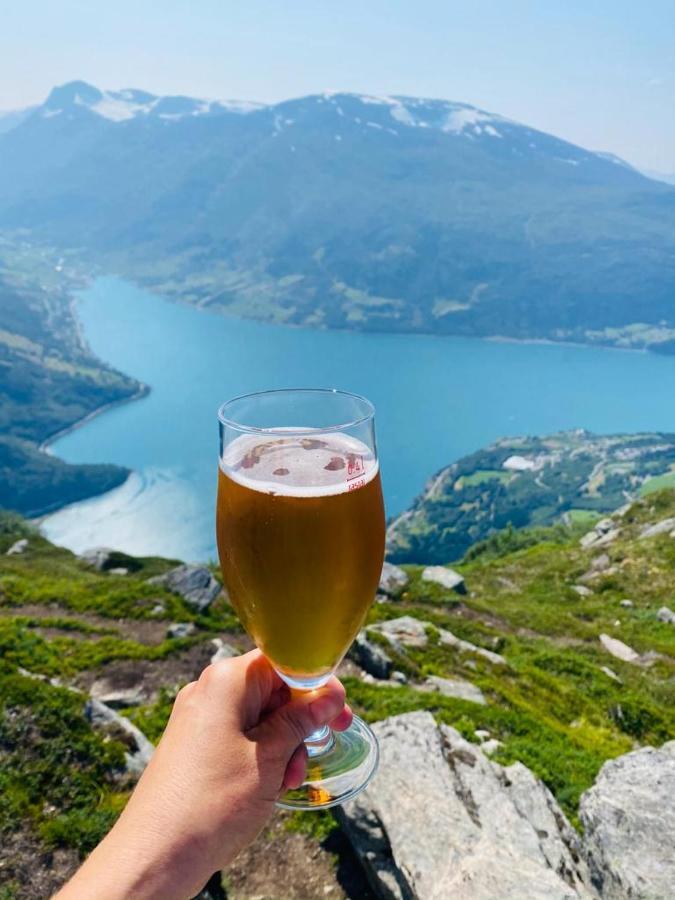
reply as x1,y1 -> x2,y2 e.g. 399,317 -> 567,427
43,277 -> 675,560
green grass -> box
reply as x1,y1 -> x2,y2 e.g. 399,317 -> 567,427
458,469 -> 511,487
566,508 -> 602,527
640,469 -> 675,495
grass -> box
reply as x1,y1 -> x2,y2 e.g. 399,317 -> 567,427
640,468 -> 675,495
0,493 -> 674,885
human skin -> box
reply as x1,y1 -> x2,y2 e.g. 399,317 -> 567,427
55,650 -> 352,900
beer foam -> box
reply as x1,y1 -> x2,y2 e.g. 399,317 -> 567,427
220,431 -> 378,497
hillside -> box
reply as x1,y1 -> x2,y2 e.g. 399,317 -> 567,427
387,430 -> 675,564
0,238 -> 141,515
1,489 -> 673,896
1,82 -> 675,351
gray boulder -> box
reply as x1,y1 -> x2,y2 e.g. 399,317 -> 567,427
149,565 -> 222,612
599,633 -> 640,664
90,680 -> 145,708
338,711 -> 593,899
421,675 -> 486,705
619,599 -> 634,609
372,616 -> 429,649
580,519 -> 621,549
86,698 -> 154,775
421,565 -> 467,595
167,622 -> 197,639
6,538 -> 28,555
572,584 -> 593,597
210,637 -> 239,664
580,742 -> 675,900
438,626 -> 507,666
656,606 -> 675,624
349,631 -> 393,679
639,516 -> 675,540
80,547 -> 116,570
380,561 -> 409,597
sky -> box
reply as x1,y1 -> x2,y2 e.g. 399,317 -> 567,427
2,0 -> 674,171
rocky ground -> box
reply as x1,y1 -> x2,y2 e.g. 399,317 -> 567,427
1,490 -> 674,898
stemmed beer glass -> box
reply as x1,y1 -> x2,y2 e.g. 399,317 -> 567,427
216,389 -> 385,809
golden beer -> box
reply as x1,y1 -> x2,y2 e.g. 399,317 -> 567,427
216,433 -> 385,681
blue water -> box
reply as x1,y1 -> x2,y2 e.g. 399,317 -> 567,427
42,277 -> 675,560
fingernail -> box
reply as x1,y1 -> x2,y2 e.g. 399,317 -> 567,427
310,693 -> 343,725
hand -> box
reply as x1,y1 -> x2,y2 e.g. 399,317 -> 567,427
56,649 -> 352,900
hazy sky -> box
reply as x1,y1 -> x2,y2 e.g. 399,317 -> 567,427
2,0 -> 674,170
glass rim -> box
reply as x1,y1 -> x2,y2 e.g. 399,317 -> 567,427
217,388 -> 375,435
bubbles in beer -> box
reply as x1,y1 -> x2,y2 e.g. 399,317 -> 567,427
220,432 -> 378,497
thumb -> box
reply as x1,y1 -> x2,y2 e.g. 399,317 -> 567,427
250,685 -> 345,766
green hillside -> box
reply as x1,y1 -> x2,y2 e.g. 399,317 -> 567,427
1,490 -> 673,895
0,239 -> 140,515
387,430 -> 675,563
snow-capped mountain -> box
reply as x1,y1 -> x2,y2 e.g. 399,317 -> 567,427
1,81 -> 674,349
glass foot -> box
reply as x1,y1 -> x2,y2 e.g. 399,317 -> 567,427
276,715 -> 379,810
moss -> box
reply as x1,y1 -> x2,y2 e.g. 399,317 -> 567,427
282,809 -> 339,842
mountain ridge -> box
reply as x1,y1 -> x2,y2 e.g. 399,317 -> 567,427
2,81 -> 675,352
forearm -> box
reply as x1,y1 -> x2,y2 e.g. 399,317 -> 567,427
54,814 -> 209,900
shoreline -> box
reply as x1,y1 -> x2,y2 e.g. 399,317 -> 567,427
39,384 -> 150,455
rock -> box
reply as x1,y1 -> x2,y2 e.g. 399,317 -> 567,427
371,615 -> 429,649
599,633 -> 640,664
421,675 -> 487,705
6,538 -> 28,555
572,584 -> 593,597
338,711 -> 593,899
590,553 -> 610,572
657,606 -> 675,624
580,742 -> 675,900
580,519 -> 621,549
639,516 -> 675,539
151,603 -> 166,616
438,627 -> 507,666
210,638 -> 239,664
86,698 -> 154,775
619,599 -> 634,609
149,565 -> 222,612
474,729 -> 491,742
79,547 -> 116,570
481,738 -> 503,755
600,666 -> 621,682
379,561 -> 409,597
90,680 -> 145,708
421,565 -> 467,594
167,622 -> 197,639
107,567 -> 129,576
348,631 -> 393,679
391,670 -> 408,685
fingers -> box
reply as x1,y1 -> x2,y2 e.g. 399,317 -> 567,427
249,681 -> 346,766
329,703 -> 353,733
282,744 -> 308,790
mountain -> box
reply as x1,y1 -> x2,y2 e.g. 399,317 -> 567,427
1,489 -> 673,894
0,238 -> 141,516
387,430 -> 675,563
2,81 -> 675,350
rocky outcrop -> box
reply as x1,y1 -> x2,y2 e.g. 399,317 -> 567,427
6,538 -> 28,555
368,615 -> 507,666
149,565 -> 222,612
638,516 -> 675,539
348,631 -> 393,679
421,566 -> 466,595
85,698 -> 154,776
380,562 -> 409,597
79,547 -> 116,570
656,606 -> 675,624
580,519 -> 620,549
579,741 -> 675,900
338,711 -> 593,899
420,675 -> 486,705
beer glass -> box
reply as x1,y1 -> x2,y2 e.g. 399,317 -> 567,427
216,389 -> 385,809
